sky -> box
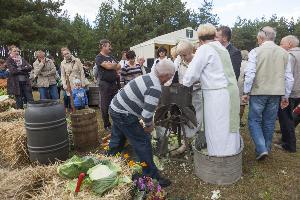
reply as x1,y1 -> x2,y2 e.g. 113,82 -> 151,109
61,0 -> 300,27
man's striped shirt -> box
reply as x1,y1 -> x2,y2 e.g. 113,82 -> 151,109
110,72 -> 161,126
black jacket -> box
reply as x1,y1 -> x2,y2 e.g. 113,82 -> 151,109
226,43 -> 242,80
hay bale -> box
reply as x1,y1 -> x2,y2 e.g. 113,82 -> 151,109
0,109 -> 24,122
0,98 -> 16,112
0,165 -> 58,199
0,120 -> 29,168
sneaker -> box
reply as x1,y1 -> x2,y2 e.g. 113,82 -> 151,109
256,152 -> 268,160
157,176 -> 171,187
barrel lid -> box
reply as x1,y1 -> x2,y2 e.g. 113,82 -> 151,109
27,100 -> 60,107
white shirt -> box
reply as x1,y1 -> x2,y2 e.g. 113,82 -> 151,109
183,41 -> 228,90
119,59 -> 128,69
244,41 -> 294,98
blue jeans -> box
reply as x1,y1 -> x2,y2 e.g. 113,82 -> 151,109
248,95 -> 280,155
108,109 -> 159,179
39,84 -> 59,100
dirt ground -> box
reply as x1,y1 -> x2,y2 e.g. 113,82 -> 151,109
95,107 -> 300,200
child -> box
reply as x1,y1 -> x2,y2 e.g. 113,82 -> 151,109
0,59 -> 9,88
72,79 -> 88,110
0,59 -> 9,79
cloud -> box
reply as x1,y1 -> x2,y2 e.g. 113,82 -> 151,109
61,0 -> 103,22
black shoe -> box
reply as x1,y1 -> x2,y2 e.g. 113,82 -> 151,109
157,176 -> 171,187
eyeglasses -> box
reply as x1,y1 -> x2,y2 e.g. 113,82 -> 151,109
259,27 -> 268,36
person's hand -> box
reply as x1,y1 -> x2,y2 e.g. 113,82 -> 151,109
241,95 -> 249,104
280,97 -> 289,109
144,124 -> 154,133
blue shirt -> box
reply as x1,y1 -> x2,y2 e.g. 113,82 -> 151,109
72,88 -> 88,107
0,69 -> 9,79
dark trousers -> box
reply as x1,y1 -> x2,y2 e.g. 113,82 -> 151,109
63,90 -> 71,110
278,98 -> 300,152
99,80 -> 118,128
108,109 -> 159,179
15,81 -> 33,109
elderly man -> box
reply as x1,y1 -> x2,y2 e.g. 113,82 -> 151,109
33,50 -> 58,100
137,56 -> 150,74
242,27 -> 294,160
216,26 -> 242,80
277,35 -> 300,153
108,59 -> 175,187
183,24 -> 241,157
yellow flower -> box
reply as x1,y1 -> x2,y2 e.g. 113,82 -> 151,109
103,146 -> 109,151
115,152 -> 121,157
128,160 -> 135,167
140,162 -> 148,168
124,153 -> 129,159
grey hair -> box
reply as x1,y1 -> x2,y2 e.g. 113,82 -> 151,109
258,26 -> 276,41
154,59 -> 175,76
241,50 -> 249,61
176,40 -> 194,55
282,35 -> 299,47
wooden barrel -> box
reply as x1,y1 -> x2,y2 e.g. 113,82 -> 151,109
25,100 -> 69,164
70,108 -> 99,151
88,84 -> 100,107
193,139 -> 244,185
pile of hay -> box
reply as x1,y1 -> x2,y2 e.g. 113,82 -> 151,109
0,156 -> 133,200
0,120 -> 29,168
0,97 -> 16,112
0,108 -> 24,122
0,165 -> 58,199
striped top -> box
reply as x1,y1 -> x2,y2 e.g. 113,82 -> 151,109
120,63 -> 142,85
110,72 -> 162,126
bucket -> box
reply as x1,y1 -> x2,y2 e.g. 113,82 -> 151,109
70,108 -> 99,151
193,138 -> 244,185
88,84 -> 100,106
25,100 -> 69,164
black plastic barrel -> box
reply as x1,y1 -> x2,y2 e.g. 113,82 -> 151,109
25,100 -> 69,164
88,84 -> 100,106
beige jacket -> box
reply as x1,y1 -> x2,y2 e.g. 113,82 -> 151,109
60,56 -> 85,91
33,58 -> 57,87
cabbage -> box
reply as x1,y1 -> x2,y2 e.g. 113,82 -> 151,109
87,161 -> 122,195
88,165 -> 113,180
57,155 -> 98,179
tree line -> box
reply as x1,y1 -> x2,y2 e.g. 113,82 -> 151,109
0,0 -> 299,63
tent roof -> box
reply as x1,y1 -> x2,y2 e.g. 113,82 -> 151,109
131,27 -> 198,49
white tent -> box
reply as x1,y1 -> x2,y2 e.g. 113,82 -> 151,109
130,27 -> 198,67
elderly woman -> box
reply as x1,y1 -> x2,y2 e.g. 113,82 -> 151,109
174,41 -> 203,138
60,47 -> 85,110
183,24 -> 241,156
33,50 -> 58,100
6,45 -> 33,109
238,50 -> 249,123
